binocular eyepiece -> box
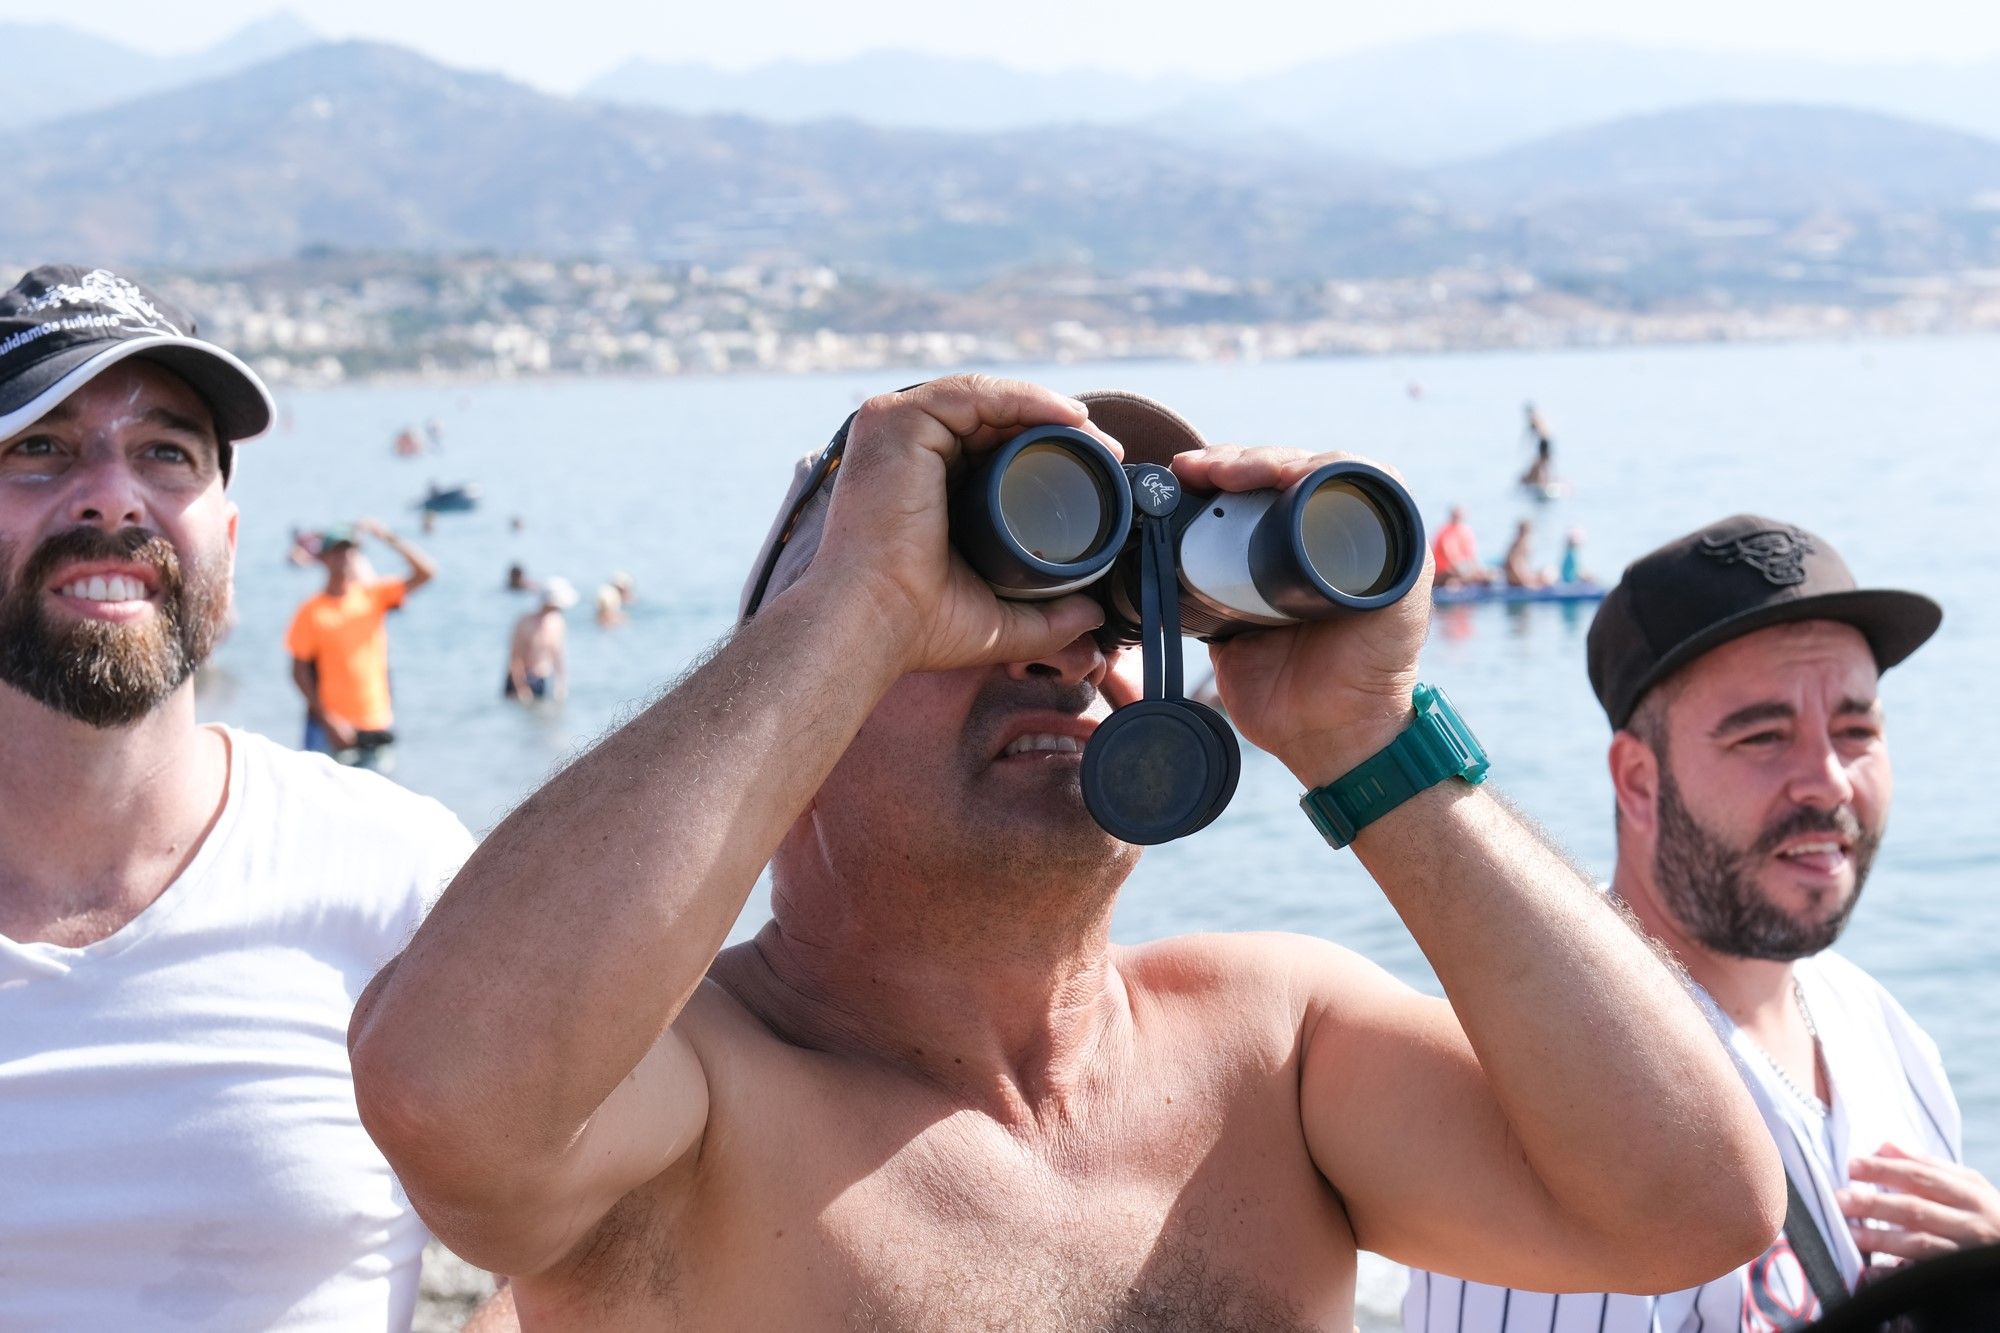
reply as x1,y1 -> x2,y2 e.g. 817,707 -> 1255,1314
951,424 -> 1425,639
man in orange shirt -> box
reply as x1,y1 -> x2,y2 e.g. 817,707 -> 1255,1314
286,518 -> 436,769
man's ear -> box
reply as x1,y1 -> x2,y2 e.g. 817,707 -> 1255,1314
1609,731 -> 1661,839
223,500 -> 240,586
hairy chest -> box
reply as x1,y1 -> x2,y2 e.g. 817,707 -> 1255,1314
552,1065 -> 1354,1331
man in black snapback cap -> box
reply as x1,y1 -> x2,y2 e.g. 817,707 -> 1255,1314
1409,516 -> 1999,1332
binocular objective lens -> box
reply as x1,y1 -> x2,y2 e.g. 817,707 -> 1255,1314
1299,481 -> 1396,597
999,443 -> 1112,565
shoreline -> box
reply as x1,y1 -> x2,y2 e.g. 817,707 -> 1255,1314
250,318 -> 2000,395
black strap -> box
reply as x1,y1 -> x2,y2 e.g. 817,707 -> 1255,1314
1133,508 -> 1186,703
1785,1172 -> 1850,1314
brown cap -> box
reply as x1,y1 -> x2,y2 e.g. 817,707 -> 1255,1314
1586,514 -> 1942,729
738,388 -> 1210,620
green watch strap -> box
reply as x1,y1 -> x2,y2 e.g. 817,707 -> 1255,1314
1300,683 -> 1490,850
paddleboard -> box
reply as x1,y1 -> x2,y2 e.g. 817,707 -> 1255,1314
1433,581 -> 1607,607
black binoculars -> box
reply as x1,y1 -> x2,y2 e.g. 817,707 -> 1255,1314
950,423 -> 1423,640
950,424 -> 1426,845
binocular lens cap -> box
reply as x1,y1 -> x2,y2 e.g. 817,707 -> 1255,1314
1180,699 -> 1241,835
1081,700 -> 1236,845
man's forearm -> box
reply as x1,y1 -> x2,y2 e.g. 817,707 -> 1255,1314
350,586 -> 902,1160
1351,783 -> 1776,1244
377,529 -> 437,581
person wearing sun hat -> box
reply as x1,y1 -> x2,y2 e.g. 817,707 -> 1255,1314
0,265 -> 477,1329
1408,515 -> 2000,1332
351,374 -> 1784,1328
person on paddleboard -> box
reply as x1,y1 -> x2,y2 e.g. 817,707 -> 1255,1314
1521,402 -> 1556,489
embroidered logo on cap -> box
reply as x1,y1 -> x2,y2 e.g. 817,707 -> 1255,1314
1700,527 -> 1816,586
0,270 -> 185,363
23,269 -> 182,337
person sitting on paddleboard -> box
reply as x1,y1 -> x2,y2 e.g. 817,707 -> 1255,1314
1433,504 -> 1494,588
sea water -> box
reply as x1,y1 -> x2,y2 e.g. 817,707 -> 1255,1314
202,336 -> 2000,1329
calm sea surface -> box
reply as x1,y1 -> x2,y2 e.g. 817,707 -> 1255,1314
200,337 -> 1999,1326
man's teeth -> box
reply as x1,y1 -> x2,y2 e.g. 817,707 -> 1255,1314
60,574 -> 147,602
1003,733 -> 1084,757
1780,841 -> 1843,858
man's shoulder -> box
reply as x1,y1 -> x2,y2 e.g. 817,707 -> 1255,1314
1804,948 -> 1903,1012
1118,931 -> 1379,1011
1803,949 -> 1937,1044
231,727 -> 474,859
1803,947 -> 1879,987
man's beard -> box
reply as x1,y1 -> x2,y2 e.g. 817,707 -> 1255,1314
0,526 -> 228,728
1653,763 -> 1879,961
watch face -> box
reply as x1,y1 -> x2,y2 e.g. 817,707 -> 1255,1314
1415,683 -> 1490,783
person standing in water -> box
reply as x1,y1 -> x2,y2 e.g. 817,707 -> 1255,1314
505,576 -> 574,703
286,518 -> 436,768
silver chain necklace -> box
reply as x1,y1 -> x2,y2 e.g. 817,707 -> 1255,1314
1751,978 -> 1828,1118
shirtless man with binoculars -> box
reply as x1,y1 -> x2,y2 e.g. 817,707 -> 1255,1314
351,375 -> 1782,1330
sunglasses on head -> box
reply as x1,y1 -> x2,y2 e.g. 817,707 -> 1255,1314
742,382 -> 934,619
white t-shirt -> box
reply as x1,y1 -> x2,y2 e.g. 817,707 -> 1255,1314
0,727 -> 475,1332
1402,950 -> 1964,1333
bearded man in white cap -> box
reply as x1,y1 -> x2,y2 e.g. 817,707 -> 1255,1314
0,265 -> 476,1329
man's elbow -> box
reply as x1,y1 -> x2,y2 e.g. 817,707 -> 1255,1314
352,1070 -> 571,1274
1583,1129 -> 1786,1292
349,971 -> 476,1196
1681,1130 -> 1787,1281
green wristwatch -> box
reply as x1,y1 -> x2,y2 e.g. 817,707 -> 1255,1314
1300,683 -> 1489,850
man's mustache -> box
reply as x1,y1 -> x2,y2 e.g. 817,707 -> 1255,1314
13,525 -> 183,600
964,679 -> 1103,751
1750,802 -> 1868,858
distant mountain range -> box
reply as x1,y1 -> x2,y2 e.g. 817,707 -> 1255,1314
0,42 -> 1419,281
3,37 -> 1999,296
19,20 -> 2000,167
1446,103 -> 2000,214
586,34 -> 2000,164
0,14 -> 318,129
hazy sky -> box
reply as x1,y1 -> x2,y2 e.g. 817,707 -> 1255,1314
5,0 -> 1997,90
